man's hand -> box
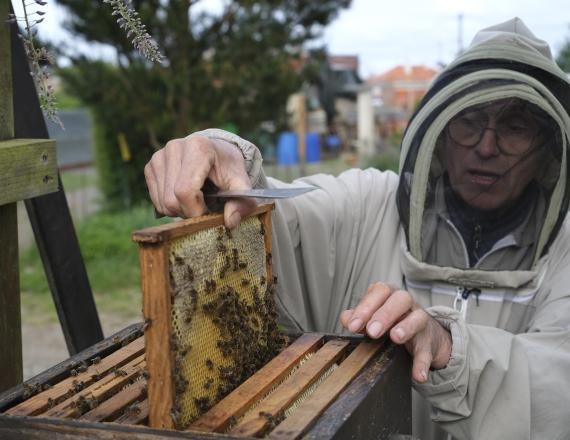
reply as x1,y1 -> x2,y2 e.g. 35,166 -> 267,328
340,282 -> 452,383
144,136 -> 256,228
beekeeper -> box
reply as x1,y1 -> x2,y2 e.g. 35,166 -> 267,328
144,18 -> 570,440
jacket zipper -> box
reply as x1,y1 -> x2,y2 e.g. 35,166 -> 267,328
453,286 -> 482,320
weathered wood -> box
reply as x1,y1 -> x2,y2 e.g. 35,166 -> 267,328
0,323 -> 142,413
138,243 -> 173,429
80,380 -> 147,422
0,415 -> 247,440
0,0 -> 20,394
267,340 -> 384,440
10,9 -> 104,355
261,208 -> 273,282
113,398 -> 149,425
132,204 -> 274,244
44,354 -> 146,419
0,139 -> 58,205
305,344 -> 412,440
7,336 -> 145,417
190,333 -> 324,433
228,339 -> 350,438
0,203 -> 22,393
0,0 -> 13,140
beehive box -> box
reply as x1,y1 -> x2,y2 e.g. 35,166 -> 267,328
0,206 -> 411,439
0,325 -> 410,439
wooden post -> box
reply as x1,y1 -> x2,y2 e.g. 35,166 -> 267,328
0,0 -> 22,392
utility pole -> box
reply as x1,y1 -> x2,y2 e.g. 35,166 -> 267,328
457,13 -> 464,56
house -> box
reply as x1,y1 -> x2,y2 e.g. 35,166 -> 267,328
366,65 -> 439,141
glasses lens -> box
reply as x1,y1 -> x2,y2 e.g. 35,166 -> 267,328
446,100 -> 546,155
494,113 -> 537,155
448,114 -> 485,147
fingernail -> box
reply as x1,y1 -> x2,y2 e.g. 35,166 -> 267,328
394,327 -> 405,341
228,211 -> 241,229
368,321 -> 383,338
420,370 -> 428,382
349,318 -> 363,333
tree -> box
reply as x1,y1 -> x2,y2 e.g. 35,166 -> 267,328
557,31 -> 570,72
55,0 -> 351,207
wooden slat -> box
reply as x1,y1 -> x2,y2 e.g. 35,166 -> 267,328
113,398 -> 149,425
0,0 -> 20,395
228,339 -> 349,438
6,336 -> 145,416
261,207 -> 273,282
267,340 -> 383,440
0,0 -> 13,140
0,139 -> 58,205
79,379 -> 147,422
0,323 -> 142,413
139,243 -> 173,429
10,12 -> 104,355
190,333 -> 324,433
42,354 -> 146,419
132,204 -> 273,244
0,202 -> 21,394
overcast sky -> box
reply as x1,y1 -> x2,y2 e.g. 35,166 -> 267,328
12,0 -> 570,78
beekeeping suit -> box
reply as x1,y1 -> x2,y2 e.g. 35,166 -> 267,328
189,18 -> 570,440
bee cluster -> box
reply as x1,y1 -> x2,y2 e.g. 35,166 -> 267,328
163,216 -> 287,429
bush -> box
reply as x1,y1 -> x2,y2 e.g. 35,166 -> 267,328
20,204 -> 170,296
366,150 -> 400,173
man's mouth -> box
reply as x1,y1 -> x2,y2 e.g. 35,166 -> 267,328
468,170 -> 502,186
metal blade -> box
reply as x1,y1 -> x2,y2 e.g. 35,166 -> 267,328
205,187 -> 316,199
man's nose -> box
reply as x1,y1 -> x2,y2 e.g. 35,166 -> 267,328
474,128 -> 500,158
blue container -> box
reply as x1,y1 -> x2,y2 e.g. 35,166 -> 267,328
305,132 -> 320,163
276,132 -> 299,165
325,134 -> 341,151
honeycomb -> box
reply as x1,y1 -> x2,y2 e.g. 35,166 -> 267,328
167,215 -> 285,428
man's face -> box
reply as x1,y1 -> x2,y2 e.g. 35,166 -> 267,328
443,99 -> 544,211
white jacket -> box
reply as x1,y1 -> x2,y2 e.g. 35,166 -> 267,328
193,18 -> 570,440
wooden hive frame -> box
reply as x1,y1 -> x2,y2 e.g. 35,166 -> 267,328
132,204 -> 276,429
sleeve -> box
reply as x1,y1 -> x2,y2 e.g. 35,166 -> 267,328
189,129 -> 403,333
187,128 -> 267,188
414,229 -> 570,440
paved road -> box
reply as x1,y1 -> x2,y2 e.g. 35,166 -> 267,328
47,108 -> 94,167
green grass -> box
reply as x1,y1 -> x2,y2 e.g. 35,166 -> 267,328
55,89 -> 83,110
60,168 -> 99,192
20,204 -> 170,321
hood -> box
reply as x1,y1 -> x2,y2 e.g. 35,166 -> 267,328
397,18 -> 570,284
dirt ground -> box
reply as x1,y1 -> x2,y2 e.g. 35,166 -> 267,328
22,312 -> 141,380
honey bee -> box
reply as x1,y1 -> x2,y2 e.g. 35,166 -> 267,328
114,369 -> 128,377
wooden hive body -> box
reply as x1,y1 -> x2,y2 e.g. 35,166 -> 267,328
0,207 -> 412,439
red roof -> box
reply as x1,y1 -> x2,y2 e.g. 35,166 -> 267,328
367,65 -> 438,83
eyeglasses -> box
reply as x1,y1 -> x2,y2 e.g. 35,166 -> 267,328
447,107 -> 543,156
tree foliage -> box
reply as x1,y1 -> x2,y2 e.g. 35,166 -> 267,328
557,29 -> 570,72
56,0 -> 351,207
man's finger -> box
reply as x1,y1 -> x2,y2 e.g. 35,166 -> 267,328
149,149 -> 171,215
173,138 -> 216,218
163,141 -> 185,217
365,289 -> 413,338
144,163 -> 161,212
411,345 -> 432,383
346,282 -> 395,333
224,198 -> 258,229
389,309 -> 429,344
